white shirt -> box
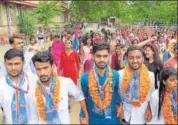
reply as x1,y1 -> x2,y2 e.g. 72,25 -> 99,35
0,72 -> 38,124
118,69 -> 155,124
28,76 -> 85,124
147,89 -> 165,124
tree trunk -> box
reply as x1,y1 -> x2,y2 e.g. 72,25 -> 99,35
5,3 -> 12,36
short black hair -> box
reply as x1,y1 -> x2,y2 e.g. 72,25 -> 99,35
4,49 -> 24,61
92,42 -> 110,54
32,51 -> 53,66
9,35 -> 22,44
116,43 -> 125,49
55,34 -> 60,38
126,45 -> 143,56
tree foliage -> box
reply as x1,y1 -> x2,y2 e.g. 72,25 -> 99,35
32,1 -> 62,29
18,11 -> 37,36
69,1 -> 177,24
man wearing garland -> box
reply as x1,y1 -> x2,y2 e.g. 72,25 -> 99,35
29,51 -> 88,124
79,42 -> 122,124
0,35 -> 36,78
0,49 -> 38,124
117,45 -> 155,124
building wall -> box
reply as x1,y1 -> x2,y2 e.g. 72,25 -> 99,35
0,3 -> 30,35
0,1 -> 69,36
0,4 -> 8,35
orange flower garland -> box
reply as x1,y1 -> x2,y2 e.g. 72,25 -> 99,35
122,63 -> 151,107
35,75 -> 60,121
88,69 -> 113,110
162,91 -> 178,124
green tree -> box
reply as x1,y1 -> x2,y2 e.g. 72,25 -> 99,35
69,1 -> 177,25
32,1 -> 62,30
153,1 -> 177,24
18,11 -> 37,36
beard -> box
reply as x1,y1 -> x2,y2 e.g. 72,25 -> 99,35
9,70 -> 22,78
40,75 -> 51,83
129,62 -> 142,70
95,62 -> 108,69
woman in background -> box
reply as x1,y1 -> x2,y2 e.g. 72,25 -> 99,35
60,40 -> 80,85
149,67 -> 177,124
144,44 -> 163,89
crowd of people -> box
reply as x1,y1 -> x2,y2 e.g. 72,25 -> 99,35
0,24 -> 177,124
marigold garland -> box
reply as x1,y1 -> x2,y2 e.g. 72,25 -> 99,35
122,63 -> 151,107
88,69 -> 113,110
35,75 -> 60,121
162,91 -> 178,124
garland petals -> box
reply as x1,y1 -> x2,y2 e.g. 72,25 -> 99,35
88,69 -> 113,110
122,64 -> 151,107
162,91 -> 178,124
35,75 -> 60,121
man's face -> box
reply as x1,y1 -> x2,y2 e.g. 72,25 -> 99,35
12,38 -> 24,51
34,62 -> 53,84
127,50 -> 143,70
5,57 -> 24,78
93,49 -> 110,69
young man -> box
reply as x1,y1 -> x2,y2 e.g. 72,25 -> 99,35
0,49 -> 38,124
10,35 -> 35,72
30,51 -> 88,124
117,45 -> 155,124
80,42 -> 122,124
1,35 -> 35,75
0,35 -> 35,77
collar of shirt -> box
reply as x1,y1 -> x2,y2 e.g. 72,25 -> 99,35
95,66 -> 109,86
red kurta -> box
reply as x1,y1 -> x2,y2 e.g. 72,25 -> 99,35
60,51 -> 80,84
